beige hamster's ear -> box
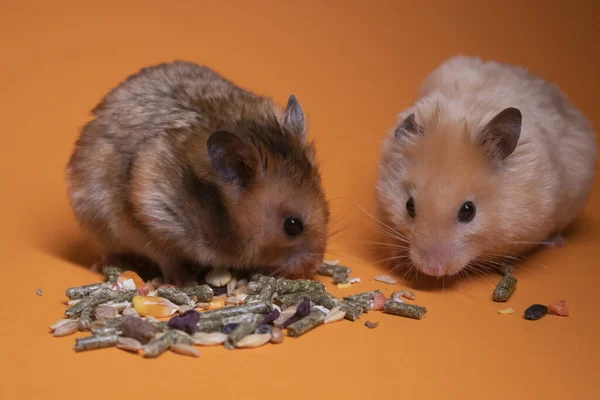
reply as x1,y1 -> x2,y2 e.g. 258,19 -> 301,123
476,107 -> 522,160
207,130 -> 259,187
394,113 -> 421,140
282,94 -> 306,140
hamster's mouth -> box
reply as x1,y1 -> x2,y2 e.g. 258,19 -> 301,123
409,247 -> 466,277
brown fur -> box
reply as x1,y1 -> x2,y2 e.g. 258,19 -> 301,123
66,61 -> 329,284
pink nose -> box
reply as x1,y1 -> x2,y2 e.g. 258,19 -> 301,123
420,264 -> 447,277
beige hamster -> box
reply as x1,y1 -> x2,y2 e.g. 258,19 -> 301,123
377,55 -> 597,277
66,61 -> 329,285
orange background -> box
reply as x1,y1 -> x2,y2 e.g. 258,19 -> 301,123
1,1 -> 599,399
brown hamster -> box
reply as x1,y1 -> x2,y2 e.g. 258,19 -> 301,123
66,61 -> 329,285
377,56 -> 597,277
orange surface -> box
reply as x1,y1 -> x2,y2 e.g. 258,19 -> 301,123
1,1 -> 599,399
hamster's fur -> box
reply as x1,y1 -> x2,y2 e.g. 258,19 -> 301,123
67,61 -> 329,284
377,55 -> 597,277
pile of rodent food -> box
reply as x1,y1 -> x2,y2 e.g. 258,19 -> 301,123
48,261 -> 428,358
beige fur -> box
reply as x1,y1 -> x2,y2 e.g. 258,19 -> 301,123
377,55 -> 597,277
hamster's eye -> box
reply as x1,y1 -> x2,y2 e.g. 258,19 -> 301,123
458,201 -> 476,223
284,218 -> 304,237
406,197 -> 416,218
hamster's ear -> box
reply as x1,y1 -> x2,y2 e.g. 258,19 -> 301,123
207,131 -> 259,186
282,94 -> 306,140
476,107 -> 522,160
394,113 -> 422,140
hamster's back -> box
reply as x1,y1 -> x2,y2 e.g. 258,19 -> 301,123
66,61 -> 279,252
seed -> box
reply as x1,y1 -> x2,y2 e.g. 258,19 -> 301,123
50,318 -> 77,331
336,283 -> 352,289
374,275 -> 398,284
236,333 -> 271,348
313,305 -> 330,314
497,307 -> 514,315
365,321 -> 379,329
492,274 -> 517,302
235,280 -> 248,296
270,327 -> 284,344
94,305 -> 119,320
324,310 -> 345,324
36,289 -> 43,296
324,259 -> 340,265
117,337 -> 142,352
348,277 -> 361,284
400,289 -> 416,300
273,306 -> 297,327
132,295 -> 178,318
383,301 -> 427,320
524,304 -> 548,320
192,332 -> 228,346
67,299 -> 81,306
226,278 -> 238,297
53,320 -> 79,337
170,343 -> 201,357
205,268 -> 232,287
391,292 -> 405,303
122,307 -> 139,317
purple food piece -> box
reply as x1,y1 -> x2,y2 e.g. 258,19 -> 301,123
282,298 -> 311,328
222,323 -> 238,334
167,310 -> 200,335
262,309 -> 280,325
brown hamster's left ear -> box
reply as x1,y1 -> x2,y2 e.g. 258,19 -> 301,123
476,107 -> 522,160
282,94 -> 306,140
207,130 -> 259,187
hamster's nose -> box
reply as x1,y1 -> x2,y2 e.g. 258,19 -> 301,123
411,245 -> 456,277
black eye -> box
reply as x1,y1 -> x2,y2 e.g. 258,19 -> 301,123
284,218 -> 304,237
406,197 -> 416,218
458,201 -> 476,223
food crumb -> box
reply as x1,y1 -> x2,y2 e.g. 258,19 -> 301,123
36,289 -> 43,296
549,299 -> 569,316
348,277 -> 361,284
524,304 -> 548,321
497,307 -> 514,315
336,283 -> 352,289
364,321 -> 379,329
374,275 -> 398,284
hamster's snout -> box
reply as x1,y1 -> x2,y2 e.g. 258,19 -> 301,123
409,243 -> 464,277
